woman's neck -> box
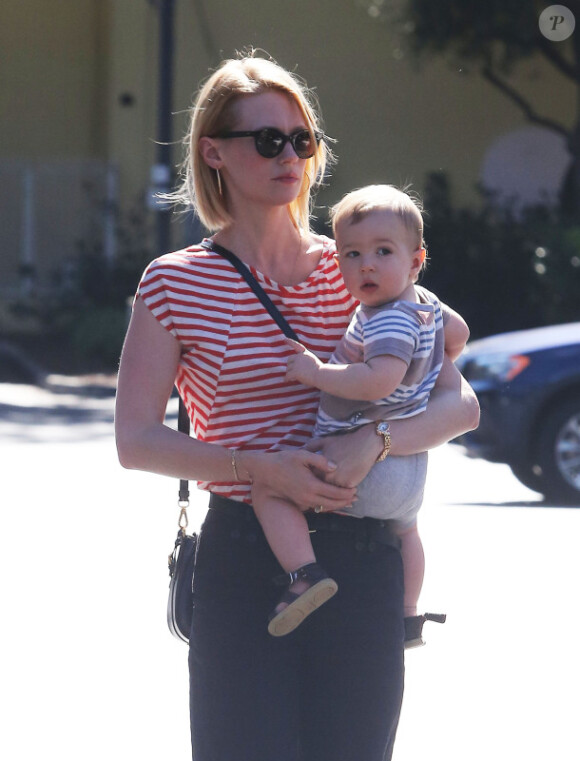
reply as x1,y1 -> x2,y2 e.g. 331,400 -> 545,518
212,206 -> 318,285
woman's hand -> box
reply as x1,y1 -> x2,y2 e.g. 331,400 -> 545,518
245,447 -> 357,512
299,357 -> 480,487
303,426 -> 382,488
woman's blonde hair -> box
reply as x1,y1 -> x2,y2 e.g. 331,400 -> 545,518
173,51 -> 331,232
330,184 -> 425,251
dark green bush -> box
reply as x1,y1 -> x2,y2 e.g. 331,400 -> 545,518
69,305 -> 129,368
10,202 -> 154,373
419,173 -> 580,339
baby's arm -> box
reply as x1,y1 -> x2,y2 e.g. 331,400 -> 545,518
284,337 -> 406,401
443,307 -> 470,361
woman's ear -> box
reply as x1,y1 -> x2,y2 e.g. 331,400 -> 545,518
198,137 -> 223,170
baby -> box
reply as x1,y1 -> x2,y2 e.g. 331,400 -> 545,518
254,185 -> 469,644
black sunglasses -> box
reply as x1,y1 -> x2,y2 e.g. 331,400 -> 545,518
214,127 -> 324,159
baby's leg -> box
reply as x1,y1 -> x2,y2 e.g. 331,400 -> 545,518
396,521 -> 425,617
253,493 -> 338,637
252,494 -> 316,573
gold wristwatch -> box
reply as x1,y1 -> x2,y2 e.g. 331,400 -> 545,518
375,421 -> 392,462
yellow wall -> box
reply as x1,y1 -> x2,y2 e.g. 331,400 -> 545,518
1,0 -> 575,254
105,0 -> 157,202
0,0 -> 111,301
1,0 -> 109,159
105,0 -> 575,220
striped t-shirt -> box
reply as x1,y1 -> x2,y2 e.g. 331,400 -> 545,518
136,237 -> 357,502
314,286 -> 447,436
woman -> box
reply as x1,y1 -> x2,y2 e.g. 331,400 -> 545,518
115,52 -> 479,761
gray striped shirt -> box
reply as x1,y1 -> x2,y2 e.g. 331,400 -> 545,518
314,286 -> 447,435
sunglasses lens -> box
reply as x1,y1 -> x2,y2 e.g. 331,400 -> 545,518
253,128 -> 321,159
292,130 -> 316,159
255,129 -> 285,158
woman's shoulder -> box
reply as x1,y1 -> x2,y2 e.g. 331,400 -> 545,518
140,240 -> 239,283
137,241 -> 248,310
303,233 -> 338,277
307,232 -> 336,257
145,240 -> 216,269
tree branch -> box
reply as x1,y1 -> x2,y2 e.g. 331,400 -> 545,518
536,34 -> 579,82
482,66 -> 570,139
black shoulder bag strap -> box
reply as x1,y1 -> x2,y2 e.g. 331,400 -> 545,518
177,398 -> 190,506
201,239 -> 300,341
176,239 -> 300,494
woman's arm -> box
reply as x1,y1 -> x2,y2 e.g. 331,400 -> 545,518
115,298 -> 229,480
388,355 -> 479,453
306,356 -> 479,488
444,308 -> 470,362
115,299 -> 357,510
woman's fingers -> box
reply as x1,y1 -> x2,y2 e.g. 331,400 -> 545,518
299,449 -> 337,475
294,454 -> 356,510
251,449 -> 356,511
308,425 -> 380,488
302,436 -> 324,452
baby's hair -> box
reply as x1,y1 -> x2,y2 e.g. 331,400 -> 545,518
330,184 -> 425,251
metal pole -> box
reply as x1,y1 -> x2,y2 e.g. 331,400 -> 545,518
21,166 -> 36,297
152,0 -> 175,255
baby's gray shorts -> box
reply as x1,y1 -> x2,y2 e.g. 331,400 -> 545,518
342,452 -> 428,529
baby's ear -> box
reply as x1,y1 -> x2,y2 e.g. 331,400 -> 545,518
412,247 -> 426,272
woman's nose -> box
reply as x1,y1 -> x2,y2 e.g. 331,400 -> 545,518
279,141 -> 299,162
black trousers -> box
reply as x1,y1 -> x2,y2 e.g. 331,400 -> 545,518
189,499 -> 405,761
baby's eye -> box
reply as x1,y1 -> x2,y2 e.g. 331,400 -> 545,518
377,247 -> 392,256
343,250 -> 360,259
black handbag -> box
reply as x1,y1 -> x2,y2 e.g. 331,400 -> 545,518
166,240 -> 300,643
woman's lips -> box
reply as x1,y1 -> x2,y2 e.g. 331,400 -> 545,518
274,174 -> 299,183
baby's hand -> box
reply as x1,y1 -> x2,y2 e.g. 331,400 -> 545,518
284,338 -> 323,387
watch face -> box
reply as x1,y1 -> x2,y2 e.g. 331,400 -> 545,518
377,422 -> 389,433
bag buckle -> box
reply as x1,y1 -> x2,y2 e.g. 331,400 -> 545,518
178,500 -> 189,531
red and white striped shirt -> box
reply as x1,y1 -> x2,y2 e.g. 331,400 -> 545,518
137,237 -> 357,502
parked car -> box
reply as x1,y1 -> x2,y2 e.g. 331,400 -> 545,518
454,322 -> 580,504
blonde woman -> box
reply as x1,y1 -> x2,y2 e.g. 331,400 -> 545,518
115,52 -> 479,761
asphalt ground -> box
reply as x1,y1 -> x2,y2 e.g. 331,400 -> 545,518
1,379 -> 578,761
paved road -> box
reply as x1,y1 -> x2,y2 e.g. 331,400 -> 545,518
1,383 -> 578,760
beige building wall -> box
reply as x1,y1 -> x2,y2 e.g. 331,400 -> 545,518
0,0 -> 575,298
0,0 -> 111,301
1,0 -> 108,160
106,0 -> 574,223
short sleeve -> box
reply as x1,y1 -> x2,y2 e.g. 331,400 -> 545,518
362,308 -> 421,366
134,255 -> 184,339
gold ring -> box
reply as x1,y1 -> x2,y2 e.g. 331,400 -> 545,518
314,505 -> 324,513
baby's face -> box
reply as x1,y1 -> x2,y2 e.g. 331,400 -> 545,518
334,210 -> 425,307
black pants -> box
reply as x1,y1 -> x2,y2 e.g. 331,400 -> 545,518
189,499 -> 405,761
